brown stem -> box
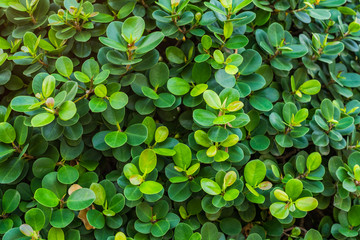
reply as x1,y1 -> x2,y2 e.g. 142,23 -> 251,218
334,32 -> 349,41
139,0 -> 149,8
73,91 -> 90,103
38,59 -> 48,68
291,5 -> 309,13
12,142 -> 34,160
30,13 -> 37,24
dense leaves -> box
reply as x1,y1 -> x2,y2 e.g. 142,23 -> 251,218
1,0 -> 360,239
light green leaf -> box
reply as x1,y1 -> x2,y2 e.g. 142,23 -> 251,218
55,56 -> 73,78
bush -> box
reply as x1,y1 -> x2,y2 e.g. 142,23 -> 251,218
1,0 -> 360,239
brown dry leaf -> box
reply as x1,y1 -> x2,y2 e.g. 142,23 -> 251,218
78,207 -> 95,230
68,184 -> 82,195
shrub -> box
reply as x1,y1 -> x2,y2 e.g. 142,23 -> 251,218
0,0 -> 360,239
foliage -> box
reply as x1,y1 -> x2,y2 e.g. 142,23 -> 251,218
0,0 -> 360,239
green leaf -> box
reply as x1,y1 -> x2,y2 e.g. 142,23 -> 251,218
58,101 -> 76,121
268,22 -> 284,47
155,126 -> 168,143
193,109 -> 217,127
299,80 -> 321,95
225,64 -> 238,75
122,16 -> 145,43
224,171 -> 237,188
338,7 -> 356,15
283,102 -> 297,124
348,205 -> 360,227
249,95 -> 273,111
50,209 -> 74,228
105,131 -> 127,148
304,229 -> 322,240
219,218 -> 242,236
225,35 -> 249,49
25,208 -> 45,231
285,179 -> 303,200
48,227 -> 65,240
213,115 -> 236,125
151,220 -> 170,237
339,73 -> 360,88
2,189 -> 20,214
142,116 -> 156,145
150,62 -> 169,88
223,189 -> 240,201
0,37 -> 11,49
89,98 -> 107,112
108,193 -> 125,213
94,84 -> 107,98
215,69 -> 236,88
0,122 -> 16,143
238,49 -> 262,75
250,135 -> 270,151
306,152 -> 322,172
349,22 -> 360,33
208,126 -> 228,142
0,158 -> 24,184
136,32 -> 165,54
74,71 -> 90,83
221,134 -> 239,147
233,0 -> 253,13
117,1 -> 136,19
293,108 -> 308,124
270,202 -> 289,219
139,149 -> 157,174
87,209 -> 105,229
173,143 -> 192,170
201,222 -> 219,240
204,2 -> 226,15
23,32 -> 37,52
275,134 -> 293,148
274,189 -> 289,201
175,223 -> 193,240
203,90 -> 221,109
269,112 -> 285,131
109,92 -> 128,109
201,178 -> 221,195
42,75 -> 56,98
244,160 -> 266,186
10,96 -> 39,112
125,123 -> 148,146
142,86 -> 159,100
320,98 -> 334,121
194,130 -> 213,147
307,9 -> 331,20
67,188 -> 96,211
99,37 -> 127,51
295,197 -> 318,211
153,148 -> 176,156
270,56 -> 292,71
213,50 -> 224,64
55,56 -> 73,78
201,35 -> 212,50
283,45 -> 308,59
19,224 -> 34,237
167,77 -> 190,95
139,181 -> 163,194
136,201 -> 152,222
166,46 -> 185,64
57,166 -> 79,184
31,113 -> 55,127
34,188 -> 59,208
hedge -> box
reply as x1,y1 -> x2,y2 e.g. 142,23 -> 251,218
0,0 -> 360,239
